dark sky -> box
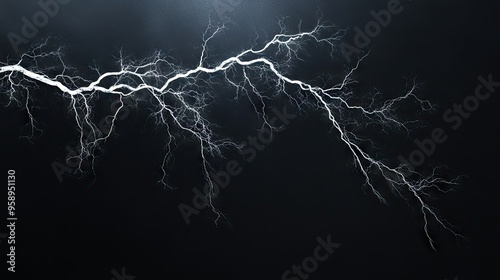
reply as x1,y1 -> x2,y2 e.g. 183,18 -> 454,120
0,0 -> 499,279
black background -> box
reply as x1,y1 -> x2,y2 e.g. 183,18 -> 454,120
0,0 -> 499,279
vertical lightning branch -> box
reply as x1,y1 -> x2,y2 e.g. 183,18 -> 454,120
0,20 -> 462,249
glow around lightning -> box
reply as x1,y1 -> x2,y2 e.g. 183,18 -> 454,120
0,20 -> 463,249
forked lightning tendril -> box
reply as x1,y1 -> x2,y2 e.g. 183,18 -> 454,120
0,20 -> 463,249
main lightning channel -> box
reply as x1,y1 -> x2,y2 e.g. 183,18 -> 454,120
0,21 -> 463,250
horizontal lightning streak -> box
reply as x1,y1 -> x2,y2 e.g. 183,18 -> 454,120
0,20 -> 463,250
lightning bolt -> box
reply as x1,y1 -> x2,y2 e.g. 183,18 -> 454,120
0,19 -> 463,250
